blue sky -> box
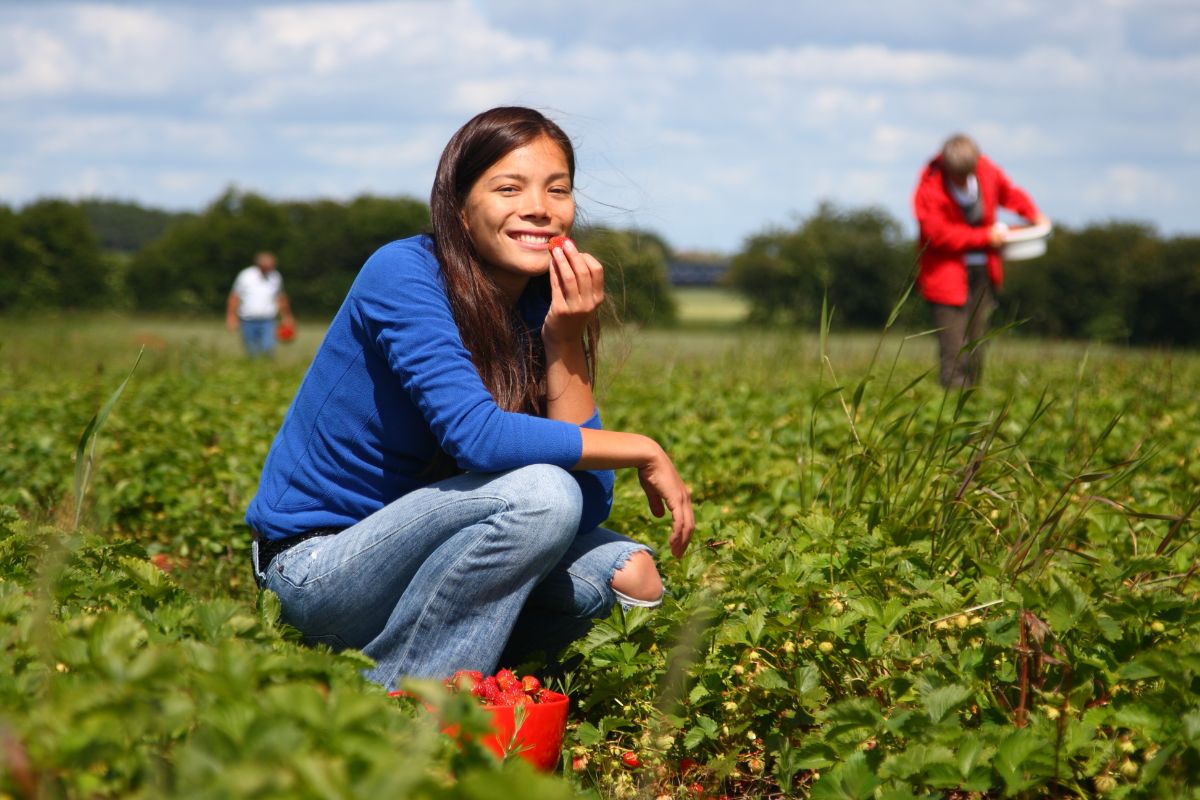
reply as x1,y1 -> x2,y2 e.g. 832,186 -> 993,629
2,0 -> 1198,253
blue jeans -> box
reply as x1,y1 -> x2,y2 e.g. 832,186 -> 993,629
240,318 -> 276,357
252,465 -> 656,689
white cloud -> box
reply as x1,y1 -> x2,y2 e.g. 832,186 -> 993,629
1085,165 -> 1177,211
1,0 -> 1198,248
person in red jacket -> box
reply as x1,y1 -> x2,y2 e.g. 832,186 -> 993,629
913,134 -> 1050,388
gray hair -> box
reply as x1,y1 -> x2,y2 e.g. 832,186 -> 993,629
941,134 -> 980,179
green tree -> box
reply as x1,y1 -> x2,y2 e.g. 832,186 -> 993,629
575,227 -> 676,326
4,200 -> 112,311
79,199 -> 190,254
128,188 -> 294,312
0,206 -> 41,312
1002,222 -> 1159,342
278,195 -> 429,313
127,188 -> 429,315
729,202 -> 912,327
1129,234 -> 1200,346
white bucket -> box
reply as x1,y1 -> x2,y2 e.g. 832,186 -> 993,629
1002,222 -> 1052,261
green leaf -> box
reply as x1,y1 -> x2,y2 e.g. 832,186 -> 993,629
811,751 -> 881,800
73,346 -> 144,530
993,728 -> 1043,795
921,684 -> 972,724
574,721 -> 601,746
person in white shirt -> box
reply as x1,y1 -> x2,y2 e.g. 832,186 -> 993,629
226,251 -> 294,357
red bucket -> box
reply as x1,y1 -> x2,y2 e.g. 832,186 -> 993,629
479,690 -> 569,771
390,688 -> 569,772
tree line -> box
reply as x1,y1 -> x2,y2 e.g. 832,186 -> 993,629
728,202 -> 1200,347
2,191 -> 1197,345
0,189 -> 677,325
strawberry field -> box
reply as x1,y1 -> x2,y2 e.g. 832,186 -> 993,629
2,314 -> 1199,799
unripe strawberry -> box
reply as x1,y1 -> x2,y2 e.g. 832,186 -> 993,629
1119,759 -> 1139,779
1094,775 -> 1117,793
1150,620 -> 1166,633
818,641 -> 835,655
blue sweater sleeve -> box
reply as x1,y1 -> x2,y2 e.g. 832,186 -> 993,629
355,240 -> 613,529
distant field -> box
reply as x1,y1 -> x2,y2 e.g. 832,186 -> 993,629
671,285 -> 750,325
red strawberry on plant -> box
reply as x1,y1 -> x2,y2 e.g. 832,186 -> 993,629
621,751 -> 641,769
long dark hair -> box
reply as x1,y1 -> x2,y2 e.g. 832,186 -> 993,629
430,106 -> 599,414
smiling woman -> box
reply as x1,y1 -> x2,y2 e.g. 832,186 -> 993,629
243,106 -> 694,690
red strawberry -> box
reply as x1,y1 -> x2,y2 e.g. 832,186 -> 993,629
521,674 -> 541,695
548,235 -> 571,252
474,675 -> 502,704
495,668 -> 519,692
447,669 -> 482,692
679,757 -> 700,774
621,751 -> 641,769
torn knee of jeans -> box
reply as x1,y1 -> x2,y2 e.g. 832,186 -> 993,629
609,549 -> 663,603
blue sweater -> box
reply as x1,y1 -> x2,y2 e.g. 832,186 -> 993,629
246,235 -> 614,541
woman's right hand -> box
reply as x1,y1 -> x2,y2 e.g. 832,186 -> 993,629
576,428 -> 695,558
637,444 -> 694,558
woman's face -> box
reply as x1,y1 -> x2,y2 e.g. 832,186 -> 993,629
462,134 -> 574,301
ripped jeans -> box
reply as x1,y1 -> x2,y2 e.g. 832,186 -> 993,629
251,464 -> 660,690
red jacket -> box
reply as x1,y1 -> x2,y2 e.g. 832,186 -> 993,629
912,153 -> 1040,306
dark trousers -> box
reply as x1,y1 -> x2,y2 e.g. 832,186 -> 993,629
929,264 -> 996,389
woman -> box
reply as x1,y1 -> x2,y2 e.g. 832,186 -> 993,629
246,106 -> 694,690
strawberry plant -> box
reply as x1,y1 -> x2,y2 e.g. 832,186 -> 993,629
2,313 -> 1199,798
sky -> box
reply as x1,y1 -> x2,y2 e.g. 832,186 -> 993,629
2,0 -> 1198,254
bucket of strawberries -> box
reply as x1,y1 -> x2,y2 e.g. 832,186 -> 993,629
395,668 -> 568,772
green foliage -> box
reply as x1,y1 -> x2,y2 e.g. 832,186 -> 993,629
0,200 -> 115,312
577,227 -> 677,326
3,317 -> 1200,798
728,201 -> 913,328
125,187 -> 432,315
78,198 -> 191,254
1002,221 -> 1200,346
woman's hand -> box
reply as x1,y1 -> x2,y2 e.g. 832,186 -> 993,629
542,238 -> 603,349
637,444 -> 694,558
577,429 -> 695,558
